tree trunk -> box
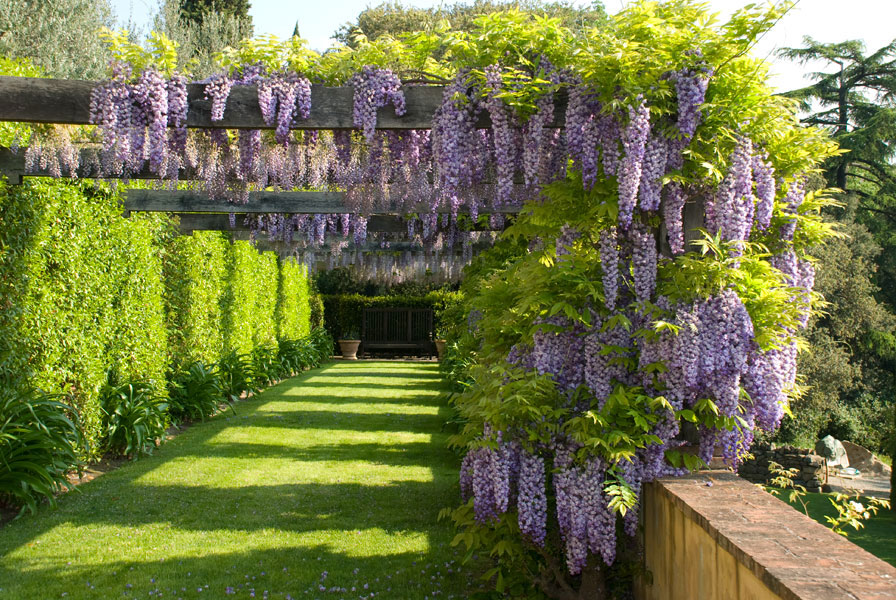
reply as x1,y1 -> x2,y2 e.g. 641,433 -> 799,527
578,559 -> 608,599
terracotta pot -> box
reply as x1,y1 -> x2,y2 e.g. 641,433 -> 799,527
434,339 -> 447,360
338,339 -> 361,360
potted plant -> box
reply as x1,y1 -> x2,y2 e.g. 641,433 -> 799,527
433,326 -> 448,360
338,329 -> 361,360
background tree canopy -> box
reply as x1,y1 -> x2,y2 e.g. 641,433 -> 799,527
0,0 -> 114,79
333,0 -> 607,46
179,0 -> 251,24
776,39 -> 896,454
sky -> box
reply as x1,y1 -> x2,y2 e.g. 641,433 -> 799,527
110,0 -> 895,92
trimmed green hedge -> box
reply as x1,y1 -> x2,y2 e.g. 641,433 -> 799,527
0,179 -> 314,453
278,260 -> 312,341
0,180 -> 170,449
164,231 -> 229,368
321,291 -> 464,343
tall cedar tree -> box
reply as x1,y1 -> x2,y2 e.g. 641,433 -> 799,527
780,38 -> 896,308
779,39 -> 896,498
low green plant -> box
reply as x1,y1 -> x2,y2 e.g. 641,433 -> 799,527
251,345 -> 283,387
307,327 -> 335,364
167,361 -> 228,423
826,493 -> 891,536
218,350 -> 259,404
766,460 -> 891,536
0,386 -> 86,515
99,381 -> 168,457
766,461 -> 810,516
277,338 -> 315,374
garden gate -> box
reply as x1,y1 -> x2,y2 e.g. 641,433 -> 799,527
361,307 -> 434,357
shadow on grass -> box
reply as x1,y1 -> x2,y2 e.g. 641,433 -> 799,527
0,361 -> 471,599
213,410 -> 448,433
292,381 -> 445,391
25,480 -> 456,533
272,392 -> 445,408
175,440 -> 443,466
307,370 -> 445,381
0,543 -> 475,600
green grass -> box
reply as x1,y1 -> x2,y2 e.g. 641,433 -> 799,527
775,490 -> 896,566
0,361 -> 481,599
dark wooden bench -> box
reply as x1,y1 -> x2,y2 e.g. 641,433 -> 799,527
361,307 -> 434,357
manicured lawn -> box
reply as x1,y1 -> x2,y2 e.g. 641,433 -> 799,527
0,361 -> 478,599
776,490 -> 896,566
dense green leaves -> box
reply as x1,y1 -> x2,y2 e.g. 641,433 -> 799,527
0,387 -> 86,515
99,381 -> 168,457
167,361 -> 228,423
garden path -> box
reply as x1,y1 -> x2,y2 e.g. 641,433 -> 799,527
0,361 -> 475,599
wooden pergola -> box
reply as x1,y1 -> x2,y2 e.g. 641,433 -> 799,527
0,75 -> 538,270
0,75 -> 707,267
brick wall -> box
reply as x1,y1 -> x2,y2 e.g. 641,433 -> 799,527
635,471 -> 896,600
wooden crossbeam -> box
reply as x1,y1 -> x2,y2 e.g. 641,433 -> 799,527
0,148 -> 534,187
124,189 -> 522,216
174,213 -> 506,234
246,236 -> 479,254
246,236 -> 494,258
175,213 -> 398,233
0,75 -> 566,131
0,147 -> 181,183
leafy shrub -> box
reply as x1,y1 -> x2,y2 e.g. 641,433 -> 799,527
164,231 -> 229,367
100,382 -> 168,457
0,179 -> 170,452
218,351 -> 258,404
251,344 -> 283,387
0,386 -> 86,515
277,339 -> 313,375
307,327 -> 334,365
167,361 -> 228,423
309,294 -> 325,330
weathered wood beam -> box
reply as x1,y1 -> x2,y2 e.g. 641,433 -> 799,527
0,75 -> 566,130
247,237 -> 475,254
1,147 -> 533,186
174,213 -> 505,234
176,213 -> 390,234
0,147 -> 185,182
124,189 -> 522,215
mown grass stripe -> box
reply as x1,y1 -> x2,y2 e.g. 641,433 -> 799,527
0,361 -> 477,599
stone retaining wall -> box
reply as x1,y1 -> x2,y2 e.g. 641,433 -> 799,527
738,443 -> 825,492
635,471 -> 896,600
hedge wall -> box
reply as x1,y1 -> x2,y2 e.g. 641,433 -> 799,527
0,180 -> 170,448
321,291 -> 464,343
0,179 -> 314,452
278,260 -> 312,341
164,231 -> 229,368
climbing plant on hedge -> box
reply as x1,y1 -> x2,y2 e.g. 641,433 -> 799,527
253,250 -> 280,349
221,241 -> 262,355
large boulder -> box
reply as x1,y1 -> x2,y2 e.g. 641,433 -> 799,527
841,440 -> 892,476
815,435 -> 849,468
